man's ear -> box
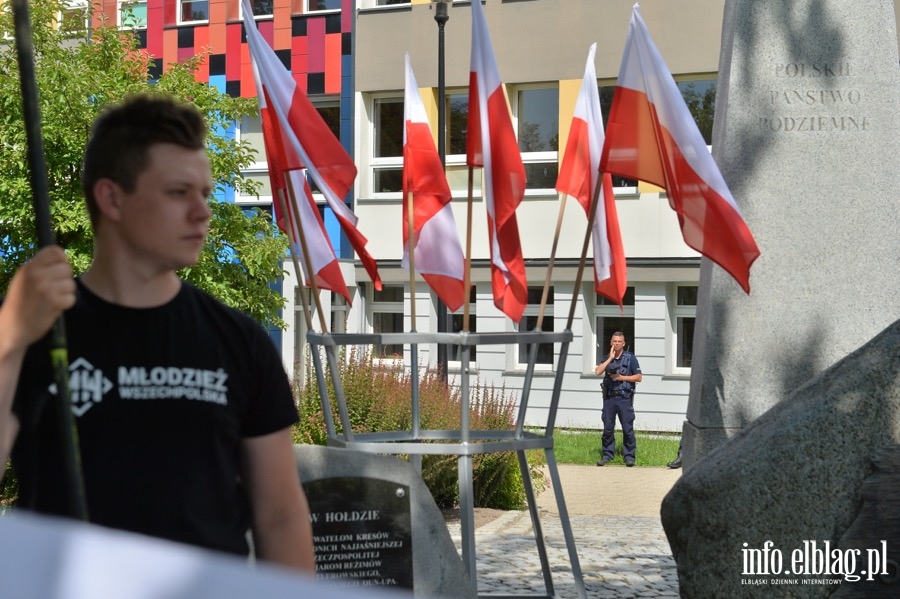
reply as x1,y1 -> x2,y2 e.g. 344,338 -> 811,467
93,179 -> 123,222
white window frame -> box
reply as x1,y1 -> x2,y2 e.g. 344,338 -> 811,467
305,0 -> 341,11
59,0 -> 90,37
366,94 -> 404,199
244,0 -> 274,19
303,100 -> 342,203
238,99 -> 341,205
367,284 -> 406,361
117,0 -> 147,30
446,287 -> 477,371
509,287 -> 555,373
331,292 -> 349,335
235,115 -> 272,206
442,90 -> 483,200
178,0 -> 209,25
590,287 -> 636,373
513,84 -> 559,196
670,284 -> 697,376
369,0 -> 411,8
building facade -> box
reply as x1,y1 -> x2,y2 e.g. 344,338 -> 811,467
95,0 -> 731,432
338,0 -> 726,432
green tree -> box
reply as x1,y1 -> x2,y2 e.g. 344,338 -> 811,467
0,0 -> 288,327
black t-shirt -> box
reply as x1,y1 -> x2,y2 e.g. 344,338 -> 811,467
11,279 -> 298,556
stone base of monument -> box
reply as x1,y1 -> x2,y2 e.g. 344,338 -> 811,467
662,319 -> 900,597
832,446 -> 900,598
296,444 -> 476,599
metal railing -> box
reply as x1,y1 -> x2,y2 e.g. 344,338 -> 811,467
307,329 -> 587,599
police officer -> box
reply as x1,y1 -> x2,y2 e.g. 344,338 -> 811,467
594,332 -> 642,467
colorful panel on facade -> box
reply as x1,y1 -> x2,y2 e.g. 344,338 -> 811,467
101,0 -> 352,98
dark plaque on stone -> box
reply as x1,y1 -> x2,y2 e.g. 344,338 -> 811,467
303,476 -> 413,590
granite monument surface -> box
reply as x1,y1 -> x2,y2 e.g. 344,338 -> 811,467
684,0 -> 900,466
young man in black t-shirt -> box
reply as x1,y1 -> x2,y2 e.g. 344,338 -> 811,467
0,95 -> 314,572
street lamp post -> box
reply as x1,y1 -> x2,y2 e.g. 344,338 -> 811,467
432,0 -> 450,382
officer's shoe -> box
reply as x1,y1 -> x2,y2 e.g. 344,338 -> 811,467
625,457 -> 635,467
596,457 -> 611,467
667,451 -> 683,469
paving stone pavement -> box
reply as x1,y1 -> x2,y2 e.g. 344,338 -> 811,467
446,464 -> 682,598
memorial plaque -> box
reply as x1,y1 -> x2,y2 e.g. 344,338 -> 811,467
303,477 -> 413,590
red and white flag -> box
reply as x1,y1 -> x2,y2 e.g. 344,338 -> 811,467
556,44 -> 627,308
467,0 -> 527,322
600,4 -> 759,293
402,55 -> 466,312
242,0 -> 382,292
258,81 -> 350,302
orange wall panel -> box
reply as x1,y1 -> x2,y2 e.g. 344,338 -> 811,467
162,28 -> 178,73
324,33 -> 341,94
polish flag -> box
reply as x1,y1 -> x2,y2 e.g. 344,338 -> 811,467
556,44 -> 627,308
467,0 -> 527,322
600,4 -> 759,292
242,0 -> 382,291
258,83 -> 350,302
401,55 -> 466,312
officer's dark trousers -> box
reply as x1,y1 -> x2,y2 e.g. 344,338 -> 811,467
601,396 -> 636,460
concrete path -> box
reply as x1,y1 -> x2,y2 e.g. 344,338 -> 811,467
447,464 -> 682,598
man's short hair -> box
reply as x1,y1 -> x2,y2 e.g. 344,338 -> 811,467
81,94 -> 207,226
611,331 -> 625,339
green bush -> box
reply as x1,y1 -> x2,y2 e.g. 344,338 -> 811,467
294,347 -> 544,510
1,460 -> 16,513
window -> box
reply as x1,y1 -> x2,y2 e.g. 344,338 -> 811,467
376,0 -> 409,5
119,0 -> 147,29
594,287 -> 636,363
370,97 -> 404,195
250,0 -> 274,18
673,285 -> 697,370
516,87 -> 558,192
59,0 -> 89,37
677,80 -> 716,145
238,100 -> 340,202
237,116 -> 270,204
447,287 -> 477,363
307,102 -> 341,195
307,0 -> 341,11
515,287 -> 555,368
331,292 -> 348,335
370,285 -> 405,358
441,91 -> 483,195
179,0 -> 209,24
445,92 -> 469,156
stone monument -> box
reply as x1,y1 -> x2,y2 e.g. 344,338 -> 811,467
294,444 -> 476,599
662,319 -> 900,597
684,0 -> 900,466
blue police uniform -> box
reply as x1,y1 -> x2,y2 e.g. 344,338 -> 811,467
601,351 -> 641,463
